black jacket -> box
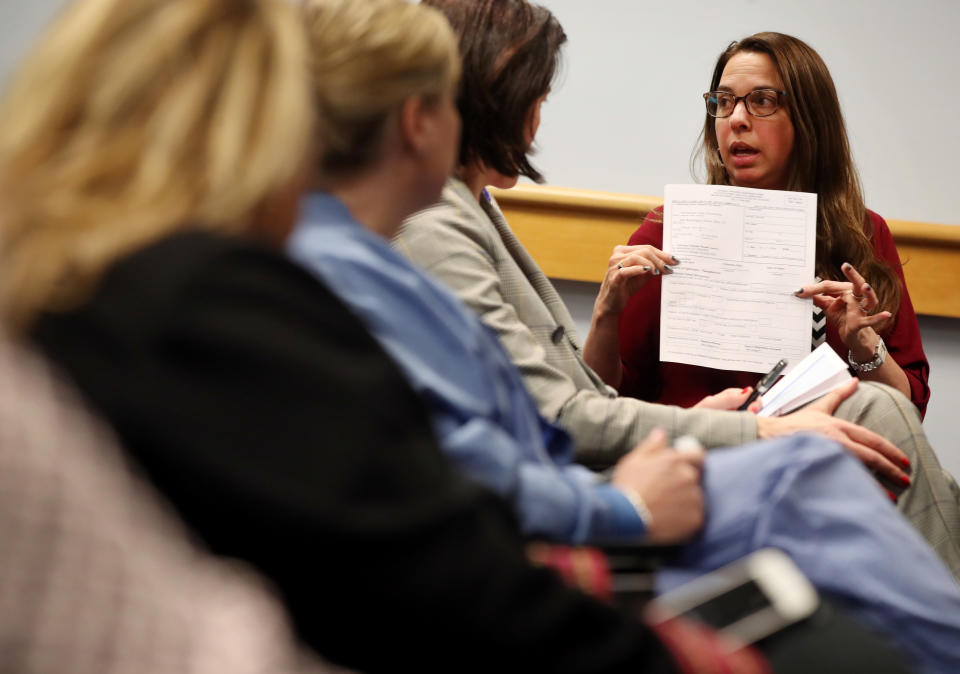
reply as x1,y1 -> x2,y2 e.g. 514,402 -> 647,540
33,231 -> 672,673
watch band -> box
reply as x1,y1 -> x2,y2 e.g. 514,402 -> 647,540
848,335 -> 887,373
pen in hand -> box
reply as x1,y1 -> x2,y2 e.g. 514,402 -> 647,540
737,359 -> 789,411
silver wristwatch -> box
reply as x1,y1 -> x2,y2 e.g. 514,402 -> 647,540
848,335 -> 887,373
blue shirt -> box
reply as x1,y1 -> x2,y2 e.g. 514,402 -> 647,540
656,434 -> 960,674
288,192 -> 646,544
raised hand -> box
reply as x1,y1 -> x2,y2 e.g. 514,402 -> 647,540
794,262 -> 891,355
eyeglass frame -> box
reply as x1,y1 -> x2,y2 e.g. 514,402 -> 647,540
702,89 -> 787,118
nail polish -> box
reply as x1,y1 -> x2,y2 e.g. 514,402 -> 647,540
652,268 -> 660,276
642,265 -> 651,272
741,387 -> 751,394
885,489 -> 898,504
899,475 -> 911,487
663,266 -> 674,275
842,262 -> 850,271
900,456 -> 911,469
794,288 -> 804,296
671,256 -> 681,265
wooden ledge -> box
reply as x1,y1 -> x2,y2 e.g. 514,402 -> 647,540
490,183 -> 960,318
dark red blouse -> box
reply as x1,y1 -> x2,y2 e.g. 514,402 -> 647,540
618,206 -> 930,417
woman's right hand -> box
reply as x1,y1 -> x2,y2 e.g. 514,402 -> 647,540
612,428 -> 706,544
694,387 -> 760,412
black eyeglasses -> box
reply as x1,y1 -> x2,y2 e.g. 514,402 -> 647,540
703,89 -> 786,118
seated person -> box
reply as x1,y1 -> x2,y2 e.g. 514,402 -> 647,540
289,0 -> 702,546
0,0 -> 778,671
618,32 -> 929,417
395,0 -> 960,576
282,3 -> 960,671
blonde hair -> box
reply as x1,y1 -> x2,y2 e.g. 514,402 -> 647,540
302,0 -> 460,176
0,0 -> 314,332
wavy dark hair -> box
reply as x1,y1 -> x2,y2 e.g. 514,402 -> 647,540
422,0 -> 566,182
696,32 -> 902,318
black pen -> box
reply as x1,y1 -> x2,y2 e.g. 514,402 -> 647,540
737,359 -> 788,411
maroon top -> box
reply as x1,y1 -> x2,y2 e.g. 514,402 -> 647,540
618,206 -> 930,417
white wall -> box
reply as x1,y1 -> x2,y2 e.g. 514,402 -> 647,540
533,0 -> 960,227
0,1 -> 63,85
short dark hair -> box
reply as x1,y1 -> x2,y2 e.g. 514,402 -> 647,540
422,0 -> 566,182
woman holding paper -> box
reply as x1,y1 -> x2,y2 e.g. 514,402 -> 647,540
617,32 -> 929,416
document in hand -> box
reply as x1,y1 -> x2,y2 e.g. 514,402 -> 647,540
660,184 -> 817,374
757,343 -> 853,417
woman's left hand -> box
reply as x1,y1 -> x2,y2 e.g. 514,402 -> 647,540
794,262 -> 891,354
594,244 -> 678,317
693,387 -> 760,412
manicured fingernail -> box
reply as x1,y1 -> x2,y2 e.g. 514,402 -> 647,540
899,475 -> 911,487
794,288 -> 804,296
842,262 -> 850,271
900,456 -> 911,469
652,268 -> 661,276
864,284 -> 871,291
885,489 -> 898,504
663,266 -> 674,275
741,387 -> 751,394
671,256 -> 681,265
642,265 -> 651,271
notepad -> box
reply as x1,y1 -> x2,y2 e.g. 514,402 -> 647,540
757,343 -> 853,417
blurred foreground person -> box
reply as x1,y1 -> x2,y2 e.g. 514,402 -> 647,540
0,341 -> 349,674
0,0 -> 774,671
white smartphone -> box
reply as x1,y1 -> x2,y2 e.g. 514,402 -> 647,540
649,548 -> 819,646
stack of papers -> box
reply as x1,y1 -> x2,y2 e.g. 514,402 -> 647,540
758,343 -> 852,417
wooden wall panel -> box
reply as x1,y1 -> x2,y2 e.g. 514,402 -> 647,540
492,184 -> 960,318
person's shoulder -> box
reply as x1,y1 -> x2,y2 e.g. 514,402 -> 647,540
402,180 -> 489,237
863,208 -> 896,247
120,230 -> 294,283
628,206 -> 664,246
396,179 -> 497,262
866,208 -> 890,232
107,231 -> 348,335
291,213 -> 393,275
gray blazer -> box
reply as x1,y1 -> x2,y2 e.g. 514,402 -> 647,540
396,179 -> 960,574
395,178 -> 757,465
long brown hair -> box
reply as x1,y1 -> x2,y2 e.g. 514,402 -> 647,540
697,32 -> 902,318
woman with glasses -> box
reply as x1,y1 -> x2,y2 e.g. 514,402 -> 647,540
618,32 -> 929,417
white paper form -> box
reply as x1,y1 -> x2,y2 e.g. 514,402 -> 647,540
659,184 -> 817,374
